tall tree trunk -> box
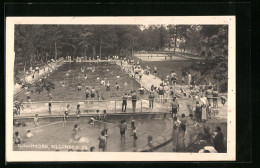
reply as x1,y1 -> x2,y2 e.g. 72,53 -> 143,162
55,41 -> 57,60
92,46 -> 96,59
131,41 -> 134,57
174,27 -> 177,53
99,39 -> 102,60
49,44 -> 52,60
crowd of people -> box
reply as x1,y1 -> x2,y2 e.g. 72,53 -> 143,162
13,55 -> 226,153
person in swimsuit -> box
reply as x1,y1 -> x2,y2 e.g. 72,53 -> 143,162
76,104 -> 81,120
131,90 -> 138,113
26,130 -> 33,138
153,67 -> 158,77
122,93 -> 128,113
34,114 -> 39,126
91,86 -> 96,100
116,82 -> 120,90
149,90 -> 155,110
158,83 -> 164,103
77,83 -> 82,90
106,81 -> 111,91
119,120 -> 127,141
48,101 -> 52,114
14,132 -> 22,145
63,104 -> 70,126
171,97 -> 179,117
98,131 -> 107,152
85,87 -> 90,100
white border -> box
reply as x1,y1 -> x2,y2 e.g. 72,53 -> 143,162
6,16 -> 236,162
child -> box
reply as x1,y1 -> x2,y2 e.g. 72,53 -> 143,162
77,83 -> 82,90
149,90 -> 155,110
98,131 -> 107,152
139,86 -> 145,95
147,135 -> 154,152
85,87 -> 90,100
96,110 -> 101,121
76,104 -> 81,120
14,132 -> 22,145
26,130 -> 33,138
106,81 -> 111,91
101,79 -> 105,85
130,120 -> 136,136
48,101 -> 52,114
103,110 -> 107,121
221,96 -> 226,106
91,86 -> 96,100
153,67 -> 158,76
89,115 -> 97,127
34,114 -> 39,126
116,82 -> 120,90
119,120 -> 127,141
65,104 -> 70,117
131,127 -> 138,146
90,146 -> 95,152
171,97 -> 179,117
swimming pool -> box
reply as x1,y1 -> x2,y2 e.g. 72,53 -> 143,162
13,114 -> 227,152
15,62 -> 145,101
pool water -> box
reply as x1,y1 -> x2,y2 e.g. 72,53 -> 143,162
13,118 -> 172,152
15,62 -> 146,101
13,116 -> 227,152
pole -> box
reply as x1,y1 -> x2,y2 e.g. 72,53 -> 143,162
141,100 -> 142,113
55,41 -> 57,60
99,39 -> 102,60
115,100 -> 116,113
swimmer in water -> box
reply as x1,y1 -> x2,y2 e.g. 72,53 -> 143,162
116,82 -> 120,90
76,104 -> 81,120
98,131 -> 107,152
63,104 -> 70,127
26,130 -> 33,138
119,120 -> 127,141
34,114 -> 39,126
77,83 -> 82,90
106,81 -> 111,91
14,131 -> 23,145
89,115 -> 98,127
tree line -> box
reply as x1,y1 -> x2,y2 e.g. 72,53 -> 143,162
15,24 -> 228,66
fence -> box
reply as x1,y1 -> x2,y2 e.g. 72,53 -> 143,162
16,96 -> 226,117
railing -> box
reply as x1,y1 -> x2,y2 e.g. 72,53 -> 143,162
15,96 -> 226,117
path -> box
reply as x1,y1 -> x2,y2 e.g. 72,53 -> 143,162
116,60 -> 227,120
